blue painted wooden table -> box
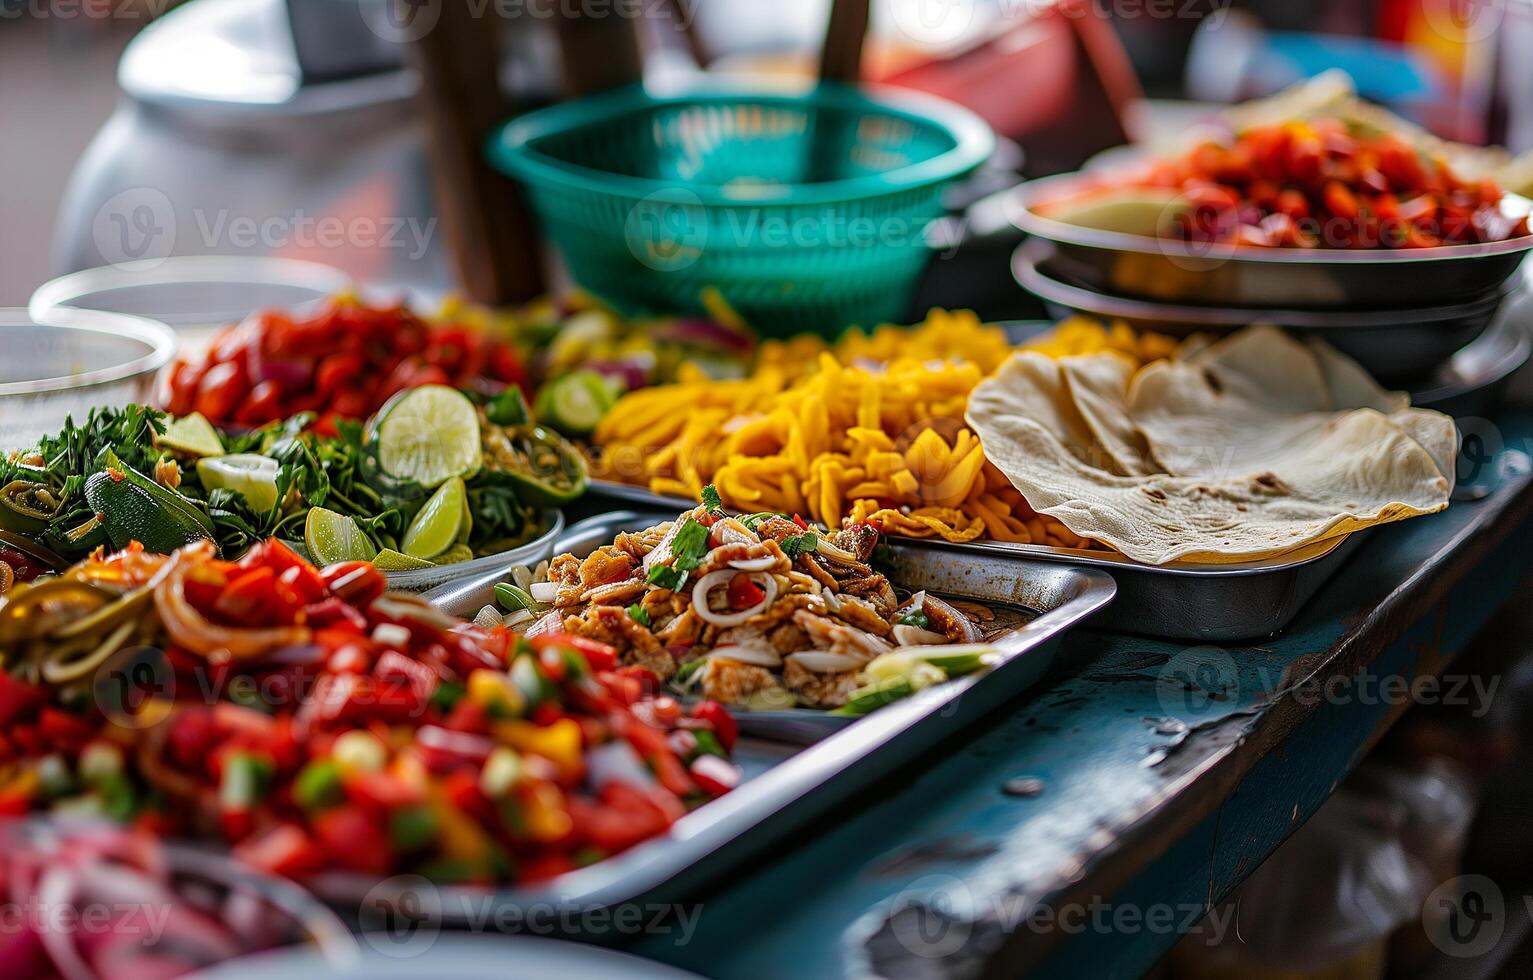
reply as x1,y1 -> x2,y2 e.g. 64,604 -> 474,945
632,412 -> 1533,979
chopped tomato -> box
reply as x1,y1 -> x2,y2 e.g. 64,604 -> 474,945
726,573 -> 765,610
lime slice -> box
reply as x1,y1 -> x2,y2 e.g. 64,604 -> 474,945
197,453 -> 280,513
305,507 -> 378,566
373,385 -> 482,488
159,413 -> 225,457
373,549 -> 437,571
401,477 -> 467,560
534,370 -> 619,437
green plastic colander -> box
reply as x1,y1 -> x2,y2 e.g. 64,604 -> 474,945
488,82 -> 995,337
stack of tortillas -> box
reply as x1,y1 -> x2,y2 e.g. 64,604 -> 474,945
966,325 -> 1456,565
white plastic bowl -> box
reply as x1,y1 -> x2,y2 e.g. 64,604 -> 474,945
0,308 -> 178,450
29,256 -> 354,332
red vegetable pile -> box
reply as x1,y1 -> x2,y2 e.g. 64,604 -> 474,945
156,298 -> 526,434
1146,119 -> 1529,249
0,539 -> 739,886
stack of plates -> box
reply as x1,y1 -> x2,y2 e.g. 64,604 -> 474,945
1009,171 -> 1533,403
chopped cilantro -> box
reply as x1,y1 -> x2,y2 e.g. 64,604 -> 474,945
700,484 -> 722,512
670,518 -> 710,567
780,530 -> 818,557
626,603 -> 651,627
647,564 -> 687,591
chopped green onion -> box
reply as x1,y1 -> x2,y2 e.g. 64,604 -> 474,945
897,609 -> 930,629
691,730 -> 726,759
390,805 -> 438,851
220,752 -> 273,810
293,759 -> 345,810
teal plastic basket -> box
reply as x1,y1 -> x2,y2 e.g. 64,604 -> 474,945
488,83 -> 994,337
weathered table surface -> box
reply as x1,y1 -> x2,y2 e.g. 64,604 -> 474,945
633,412 -> 1533,979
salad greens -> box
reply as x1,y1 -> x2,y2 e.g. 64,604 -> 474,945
0,390 -> 578,566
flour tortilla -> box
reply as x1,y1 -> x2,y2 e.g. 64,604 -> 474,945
967,327 -> 1454,565
1060,353 -> 1153,477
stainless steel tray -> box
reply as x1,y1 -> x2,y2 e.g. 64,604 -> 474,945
578,482 -> 1363,642
396,510 -> 1114,924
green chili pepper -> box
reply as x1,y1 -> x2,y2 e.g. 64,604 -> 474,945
220,752 -> 273,811
389,805 -> 438,851
0,481 -> 63,535
293,759 -> 344,810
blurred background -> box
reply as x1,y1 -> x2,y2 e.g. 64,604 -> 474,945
5,0 -> 1531,307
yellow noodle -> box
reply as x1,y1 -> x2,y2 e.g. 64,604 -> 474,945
593,312 -> 1171,545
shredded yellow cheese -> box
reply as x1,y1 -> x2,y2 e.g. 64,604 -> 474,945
593,312 -> 1172,545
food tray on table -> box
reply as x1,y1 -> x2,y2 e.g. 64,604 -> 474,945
578,482 -> 1363,642
400,509 -> 1114,922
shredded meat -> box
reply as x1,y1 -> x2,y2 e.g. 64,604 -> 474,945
783,658 -> 861,708
923,594 -> 985,643
511,505 -> 987,711
564,605 -> 675,679
699,658 -> 786,706
578,548 -> 634,588
832,523 -> 880,561
833,594 -> 893,637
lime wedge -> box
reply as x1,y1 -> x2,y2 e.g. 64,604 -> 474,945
197,453 -> 280,513
401,477 -> 467,560
534,370 -> 619,436
159,413 -> 226,457
305,507 -> 378,566
373,549 -> 437,571
373,385 -> 482,488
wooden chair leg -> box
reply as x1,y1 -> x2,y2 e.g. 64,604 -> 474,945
820,0 -> 871,83
408,3 -> 545,304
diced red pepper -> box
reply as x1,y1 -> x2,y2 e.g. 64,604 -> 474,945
234,824 -> 326,878
321,561 -> 387,606
312,805 -> 394,876
689,754 -> 742,795
0,673 -> 45,727
691,700 -> 738,753
726,573 -> 766,611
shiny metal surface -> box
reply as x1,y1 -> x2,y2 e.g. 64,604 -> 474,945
398,508 -> 1114,923
1010,172 -> 1533,309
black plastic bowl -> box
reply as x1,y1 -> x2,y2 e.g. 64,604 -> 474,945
1009,172 -> 1533,310
1014,241 -> 1516,386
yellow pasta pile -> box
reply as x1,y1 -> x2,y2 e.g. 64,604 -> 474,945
593,313 -> 1173,546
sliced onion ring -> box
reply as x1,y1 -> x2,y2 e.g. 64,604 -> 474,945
703,644 -> 782,668
529,582 -> 560,603
784,651 -> 865,673
154,544 -> 311,659
692,570 -> 776,628
727,556 -> 779,572
893,624 -> 948,647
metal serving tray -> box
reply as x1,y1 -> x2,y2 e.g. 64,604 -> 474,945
579,482 -> 1363,642
394,510 -> 1114,924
